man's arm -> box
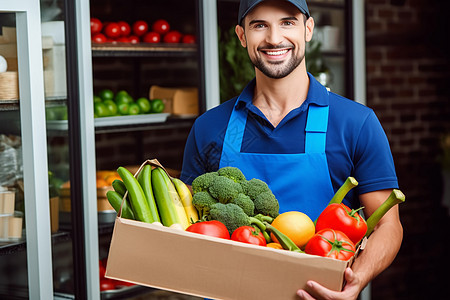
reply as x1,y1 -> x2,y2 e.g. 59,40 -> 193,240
352,189 -> 403,286
297,189 -> 403,300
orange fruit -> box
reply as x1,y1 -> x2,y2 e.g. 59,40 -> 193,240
266,242 -> 283,250
96,178 -> 109,187
105,173 -> 121,185
270,211 -> 315,248
61,181 -> 70,188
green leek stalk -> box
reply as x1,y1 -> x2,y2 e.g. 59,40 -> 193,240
264,223 -> 304,253
365,189 -> 405,238
314,177 -> 358,225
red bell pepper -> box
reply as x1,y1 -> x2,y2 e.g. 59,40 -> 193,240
315,203 -> 367,244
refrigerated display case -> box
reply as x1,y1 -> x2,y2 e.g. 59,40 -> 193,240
0,0 -> 100,298
0,0 -> 218,299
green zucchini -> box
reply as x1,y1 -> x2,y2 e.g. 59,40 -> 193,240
137,165 -> 161,223
112,179 -> 127,197
106,190 -> 135,220
117,167 -> 153,223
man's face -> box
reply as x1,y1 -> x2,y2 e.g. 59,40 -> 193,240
236,0 -> 314,79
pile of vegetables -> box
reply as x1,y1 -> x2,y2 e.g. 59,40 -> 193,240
108,163 -> 406,262
186,168 -> 406,261
106,164 -> 199,230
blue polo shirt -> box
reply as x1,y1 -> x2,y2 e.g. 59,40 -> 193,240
180,74 -> 398,208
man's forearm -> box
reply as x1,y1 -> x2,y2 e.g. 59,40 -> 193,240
351,210 -> 403,289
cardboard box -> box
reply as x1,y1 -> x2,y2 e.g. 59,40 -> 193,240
149,85 -> 199,116
106,218 -> 352,300
106,159 -> 355,300
0,190 -> 15,214
0,25 -> 67,98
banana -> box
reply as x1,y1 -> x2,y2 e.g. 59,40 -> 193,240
152,167 -> 190,229
172,178 -> 199,225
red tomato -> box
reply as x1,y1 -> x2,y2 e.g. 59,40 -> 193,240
128,35 -> 140,44
182,34 -> 196,44
100,278 -> 115,291
132,20 -> 148,37
92,33 -> 107,43
103,22 -> 121,38
90,18 -> 103,35
304,229 -> 356,261
186,220 -> 230,239
117,21 -> 131,37
231,226 -> 267,246
152,19 -> 170,35
112,279 -> 135,288
315,203 -> 367,244
142,32 -> 160,43
163,30 -> 182,43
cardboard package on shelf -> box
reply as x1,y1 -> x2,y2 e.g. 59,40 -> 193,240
0,190 -> 23,241
149,85 -> 199,116
0,23 -> 66,100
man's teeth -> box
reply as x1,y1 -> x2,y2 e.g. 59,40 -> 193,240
265,49 -> 288,55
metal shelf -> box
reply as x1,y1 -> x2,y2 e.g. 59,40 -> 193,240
0,97 -> 67,111
0,223 -> 115,256
0,231 -> 70,256
91,43 -> 197,58
45,115 -> 195,135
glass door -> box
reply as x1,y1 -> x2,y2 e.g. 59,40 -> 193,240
0,1 -> 54,298
0,0 -> 98,298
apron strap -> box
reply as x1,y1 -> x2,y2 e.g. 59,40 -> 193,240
305,105 -> 329,153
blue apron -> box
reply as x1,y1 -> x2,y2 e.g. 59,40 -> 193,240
219,97 -> 335,221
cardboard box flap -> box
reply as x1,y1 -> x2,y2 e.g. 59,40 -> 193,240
106,218 -> 350,300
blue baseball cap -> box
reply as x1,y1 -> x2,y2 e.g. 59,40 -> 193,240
238,0 -> 310,25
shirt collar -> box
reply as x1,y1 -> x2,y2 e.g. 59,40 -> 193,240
236,72 -> 329,111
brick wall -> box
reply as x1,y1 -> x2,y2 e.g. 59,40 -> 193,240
365,0 -> 450,298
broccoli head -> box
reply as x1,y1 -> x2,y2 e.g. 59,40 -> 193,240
208,176 -> 243,204
253,191 -> 280,218
191,172 -> 219,194
241,178 -> 271,200
208,203 -> 251,235
230,193 -> 255,216
217,166 -> 247,183
192,191 -> 218,219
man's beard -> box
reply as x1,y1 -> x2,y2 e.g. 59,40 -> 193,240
250,46 -> 304,79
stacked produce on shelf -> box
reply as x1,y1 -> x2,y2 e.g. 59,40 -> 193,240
107,163 -> 406,262
90,17 -> 195,44
94,89 -> 164,118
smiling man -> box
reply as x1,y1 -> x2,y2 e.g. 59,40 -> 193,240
180,1 -> 403,299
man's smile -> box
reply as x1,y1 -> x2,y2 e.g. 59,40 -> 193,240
260,48 -> 291,60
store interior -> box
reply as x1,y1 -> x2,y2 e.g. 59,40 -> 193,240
0,0 -> 449,299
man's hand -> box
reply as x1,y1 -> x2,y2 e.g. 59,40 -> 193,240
297,268 -> 362,300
